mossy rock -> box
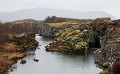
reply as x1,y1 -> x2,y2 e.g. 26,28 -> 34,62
75,41 -> 88,50
58,46 -> 71,50
99,70 -> 111,74
20,60 -> 26,64
94,49 -> 101,56
102,62 -> 110,68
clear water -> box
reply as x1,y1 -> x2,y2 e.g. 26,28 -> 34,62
9,35 -> 101,74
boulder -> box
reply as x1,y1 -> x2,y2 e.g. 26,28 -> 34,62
20,60 -> 26,64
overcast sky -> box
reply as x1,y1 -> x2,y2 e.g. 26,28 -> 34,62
0,0 -> 120,18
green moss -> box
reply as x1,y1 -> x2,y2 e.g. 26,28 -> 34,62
75,41 -> 88,50
75,30 -> 81,33
83,29 -> 88,33
58,46 -> 71,50
55,33 -> 60,37
56,37 -> 63,41
102,62 -> 110,68
94,49 -> 101,56
71,36 -> 79,41
48,24 -> 89,53
99,70 -> 111,74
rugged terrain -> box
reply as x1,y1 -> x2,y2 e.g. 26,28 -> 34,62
0,16 -> 120,74
39,16 -> 120,74
0,21 -> 38,73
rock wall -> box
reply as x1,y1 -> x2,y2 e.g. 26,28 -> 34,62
31,21 -> 64,37
94,19 -> 120,73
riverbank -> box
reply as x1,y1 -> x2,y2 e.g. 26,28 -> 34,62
0,20 -> 38,73
0,34 -> 38,73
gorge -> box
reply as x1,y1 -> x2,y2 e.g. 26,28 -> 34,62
0,16 -> 120,74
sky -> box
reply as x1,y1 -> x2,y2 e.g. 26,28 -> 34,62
0,0 -> 120,18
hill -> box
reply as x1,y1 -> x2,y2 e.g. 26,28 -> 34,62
0,8 -> 116,22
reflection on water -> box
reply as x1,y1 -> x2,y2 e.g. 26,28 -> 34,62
9,35 -> 101,74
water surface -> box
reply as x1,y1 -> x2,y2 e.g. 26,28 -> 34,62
9,35 -> 101,74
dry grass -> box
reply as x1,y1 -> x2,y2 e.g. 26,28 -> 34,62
3,43 -> 21,51
49,23 -> 63,27
111,28 -> 120,35
48,21 -> 80,27
6,53 -> 25,60
4,43 -> 16,50
0,59 -> 14,73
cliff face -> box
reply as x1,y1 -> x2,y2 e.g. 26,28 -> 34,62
95,35 -> 120,67
94,19 -> 120,73
32,22 -> 61,37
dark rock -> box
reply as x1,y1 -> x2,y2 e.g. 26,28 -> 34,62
20,60 -> 26,64
33,58 -> 39,62
39,45 -> 42,46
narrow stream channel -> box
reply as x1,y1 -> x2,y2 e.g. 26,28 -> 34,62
9,35 -> 102,74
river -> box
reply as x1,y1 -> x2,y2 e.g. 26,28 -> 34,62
9,35 -> 102,74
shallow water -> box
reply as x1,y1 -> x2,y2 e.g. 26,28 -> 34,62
9,35 -> 101,74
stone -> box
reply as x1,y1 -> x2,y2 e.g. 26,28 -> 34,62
20,60 -> 26,64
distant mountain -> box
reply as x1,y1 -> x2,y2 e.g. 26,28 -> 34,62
0,8 -> 116,22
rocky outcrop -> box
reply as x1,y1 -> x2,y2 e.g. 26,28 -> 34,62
45,17 -> 112,54
0,20 -> 38,73
45,24 -> 91,54
94,19 -> 120,74
32,21 -> 60,37
0,34 -> 38,73
95,36 -> 120,66
20,60 -> 26,64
